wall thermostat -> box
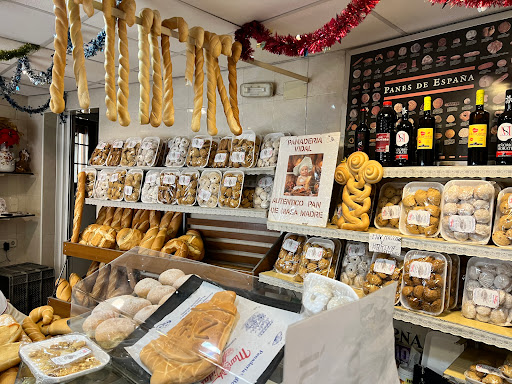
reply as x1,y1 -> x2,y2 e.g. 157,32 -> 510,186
240,82 -> 273,97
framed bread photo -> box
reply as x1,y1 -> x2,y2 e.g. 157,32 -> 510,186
268,132 -> 340,227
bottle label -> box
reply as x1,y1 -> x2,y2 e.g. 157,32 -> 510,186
497,123 -> 512,141
417,128 -> 433,149
497,120 -> 512,157
356,133 -> 366,152
375,133 -> 391,153
395,130 -> 409,160
468,124 -> 487,148
396,131 -> 409,146
424,97 -> 432,111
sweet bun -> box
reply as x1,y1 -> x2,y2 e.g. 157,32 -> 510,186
134,278 -> 161,298
82,310 -> 117,338
94,317 -> 136,349
158,269 -> 185,286
102,295 -> 152,317
147,285 -> 176,305
133,305 -> 159,324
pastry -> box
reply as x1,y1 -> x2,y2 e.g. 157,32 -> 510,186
190,29 -> 205,132
149,10 -> 163,127
124,170 -> 143,202
48,318 -> 71,335
103,0 -> 117,121
186,137 -> 217,167
197,170 -> 221,208
95,317 -> 136,349
219,171 -> 244,208
228,41 -> 242,126
117,228 -> 143,250
140,291 -> 237,384
22,317 -> 45,342
161,238 -> 189,258
107,169 -> 127,201
71,171 -> 86,243
158,170 -> 178,204
50,0 -> 68,114
120,138 -> 141,166
137,137 -> 161,166
257,133 -> 282,167
82,310 -> 117,338
204,32 -> 222,136
89,141 -> 112,166
29,305 -> 54,325
84,168 -> 96,198
138,8 -> 154,125
229,133 -> 261,168
176,172 -> 198,206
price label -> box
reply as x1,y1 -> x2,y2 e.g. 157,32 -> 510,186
373,258 -> 396,275
306,247 -> 324,261
192,138 -> 205,148
448,215 -> 476,233
142,140 -> 154,150
96,142 -> 106,150
508,195 -> 512,208
476,364 -> 503,376
198,189 -> 211,201
282,239 -> 300,253
168,151 -> 180,161
163,174 -> 176,185
179,175 -> 191,186
369,233 -> 402,256
407,210 -> 431,227
214,153 -> 227,163
473,288 -> 500,309
258,177 -> 273,188
109,173 -> 118,183
146,174 -> 157,184
409,261 -> 432,279
98,173 -> 108,182
381,205 -> 401,220
112,140 -> 123,148
127,140 -> 137,148
260,148 -> 273,159
231,152 -> 246,163
124,185 -> 133,195
51,348 -> 91,366
224,176 -> 237,187
347,242 -> 366,256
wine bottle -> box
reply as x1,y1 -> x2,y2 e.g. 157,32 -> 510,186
416,96 -> 436,166
394,107 -> 414,166
496,89 -> 512,165
355,107 -> 370,154
375,101 -> 396,166
468,89 -> 489,166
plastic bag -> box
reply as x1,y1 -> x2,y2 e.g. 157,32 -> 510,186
375,182 -> 405,230
340,241 -> 371,289
124,169 -> 143,202
84,167 -> 96,198
273,233 -> 307,276
364,252 -> 404,304
89,140 -> 111,166
197,170 -> 221,208
165,137 -> 190,167
141,170 -> 160,204
257,133 -> 284,167
137,137 -> 161,167
212,136 -> 232,168
441,180 -> 495,244
493,187 -> 512,247
158,170 -> 179,205
254,175 -> 273,209
229,130 -> 261,168
107,169 -> 127,201
176,171 -> 199,206
120,137 -> 141,167
295,238 -> 335,283
106,139 -> 124,166
219,171 -> 244,208
400,182 -> 443,238
93,170 -> 112,200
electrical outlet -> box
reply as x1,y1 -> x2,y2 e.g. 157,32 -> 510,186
1,239 -> 16,248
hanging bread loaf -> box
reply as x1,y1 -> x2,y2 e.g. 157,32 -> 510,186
74,0 -> 94,17
149,10 -> 163,128
66,0 -> 89,108
204,32 -> 222,136
191,45 -> 204,133
103,0 -> 117,121
116,0 -> 136,127
215,58 -> 241,135
71,171 -> 86,243
50,0 -> 68,114
185,27 -> 204,86
229,41 -> 243,126
138,8 -> 154,125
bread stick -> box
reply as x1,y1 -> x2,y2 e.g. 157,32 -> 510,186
215,60 -> 241,135
67,0 -> 90,109
74,0 -> 93,17
50,0 -> 67,114
149,10 -> 163,128
191,46 -> 204,133
103,0 -> 117,122
185,27 -> 205,86
138,8 -> 153,125
229,41 -> 242,126
204,32 -> 222,136
71,171 -> 86,243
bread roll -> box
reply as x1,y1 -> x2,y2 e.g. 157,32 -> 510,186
147,285 -> 176,305
133,304 -> 159,324
71,171 -> 86,243
95,317 -> 135,349
79,224 -> 100,244
159,269 -> 185,286
89,225 -> 117,249
0,367 -> 18,384
107,296 -> 151,317
121,208 -> 133,228
48,318 -> 71,335
69,272 -> 81,288
0,324 -> 21,345
110,207 -> 124,230
95,206 -> 107,224
116,228 -> 143,250
173,274 -> 193,289
134,278 -> 161,298
82,309 -> 117,338
29,305 -> 54,325
22,317 -> 45,341
56,278 -> 72,302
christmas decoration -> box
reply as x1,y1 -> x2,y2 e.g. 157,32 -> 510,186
0,127 -> 20,147
429,0 -> 512,7
0,43 -> 39,62
0,77 -> 51,114
235,0 -> 381,60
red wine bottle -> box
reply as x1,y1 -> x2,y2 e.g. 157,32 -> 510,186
375,101 -> 396,166
416,96 -> 436,166
394,107 -> 414,166
355,108 -> 370,154
468,89 -> 489,166
496,89 -> 512,165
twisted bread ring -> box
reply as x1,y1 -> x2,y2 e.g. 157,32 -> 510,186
360,160 -> 384,184
67,0 -> 89,109
50,0 -> 67,114
138,8 -> 153,125
334,162 -> 351,185
103,0 -> 117,122
149,10 -> 163,127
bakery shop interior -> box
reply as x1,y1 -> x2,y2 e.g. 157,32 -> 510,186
5,0 -> 512,383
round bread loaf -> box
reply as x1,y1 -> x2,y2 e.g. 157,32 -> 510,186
158,269 -> 185,286
173,274 -> 193,289
95,317 -> 136,349
158,292 -> 175,306
134,278 -> 161,298
133,305 -> 159,324
147,285 -> 176,305
82,310 -> 117,338
116,228 -> 143,251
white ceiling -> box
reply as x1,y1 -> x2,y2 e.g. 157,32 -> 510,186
0,0 -> 510,96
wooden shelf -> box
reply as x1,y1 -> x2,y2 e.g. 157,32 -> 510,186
47,297 -> 71,318
63,242 -> 123,263
382,165 -> 512,179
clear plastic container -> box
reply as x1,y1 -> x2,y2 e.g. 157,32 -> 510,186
441,180 -> 495,244
107,169 -> 127,201
124,169 -> 143,202
212,136 -> 232,168
137,137 -> 161,167
84,167 -> 96,199
158,170 -> 179,205
240,187 -> 255,208
254,175 -> 273,209
461,257 -> 512,327
295,238 -> 336,283
176,171 -> 199,206
89,140 -> 111,166
364,252 -> 404,304
400,250 -> 448,316
257,133 -> 285,167
106,139 -> 124,166
229,130 -> 261,168
186,136 -> 215,168
93,170 -> 112,200
19,333 -> 110,383
374,182 -> 406,231
273,233 -> 308,276
120,137 -> 141,167
155,138 -> 169,167
399,182 -> 444,238
219,171 -> 244,208
465,362 -> 507,383
447,254 -> 460,310
197,170 -> 221,208
492,187 -> 512,248
141,170 -> 160,204
165,137 -> 190,167
340,241 -> 372,289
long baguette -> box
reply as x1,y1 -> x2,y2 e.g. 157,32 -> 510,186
138,9 -> 154,125
149,10 -> 163,128
71,171 -> 86,243
49,0 -> 68,114
67,0 -> 89,108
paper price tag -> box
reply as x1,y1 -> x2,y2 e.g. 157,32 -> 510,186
258,177 -> 273,188
224,176 -> 237,187
373,258 -> 396,275
142,140 -> 154,150
192,138 -> 204,148
97,142 -> 106,150
168,151 -> 180,161
260,148 -> 273,159
448,215 -> 476,233
282,239 -> 300,253
163,174 -> 176,185
146,174 -> 157,184
51,348 -> 91,366
369,233 -> 401,256
113,140 -> 123,148
214,153 -> 227,163
231,151 -> 246,163
508,195 -> 512,208
473,288 -> 500,309
198,189 -> 211,201
347,243 -> 366,256
381,205 -> 401,220
109,173 -> 118,183
179,175 -> 191,186
98,173 -> 108,182
127,140 -> 137,148
407,210 -> 431,226
409,261 -> 432,279
124,185 -> 133,195
476,364 -> 503,376
306,247 -> 324,261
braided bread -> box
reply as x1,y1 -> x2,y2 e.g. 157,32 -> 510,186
149,10 -> 163,128
229,41 -> 242,126
138,8 -> 153,125
67,0 -> 89,108
90,263 -> 110,300
204,32 -> 222,136
163,17 -> 189,42
106,267 -> 120,298
215,60 -> 241,135
74,0 -> 94,17
71,171 -> 86,243
103,0 -> 117,121
190,30 -> 205,133
50,0 -> 68,114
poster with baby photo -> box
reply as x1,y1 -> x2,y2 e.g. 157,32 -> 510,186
268,132 -> 340,227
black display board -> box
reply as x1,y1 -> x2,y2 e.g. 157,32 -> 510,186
344,17 -> 512,163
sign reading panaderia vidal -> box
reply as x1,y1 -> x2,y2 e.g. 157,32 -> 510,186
268,132 -> 340,227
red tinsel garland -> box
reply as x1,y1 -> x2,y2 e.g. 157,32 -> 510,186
234,0 -> 381,60
429,0 -> 512,7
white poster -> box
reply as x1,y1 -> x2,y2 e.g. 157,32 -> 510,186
268,133 -> 341,227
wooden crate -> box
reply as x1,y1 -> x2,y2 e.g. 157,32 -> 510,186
48,297 -> 71,318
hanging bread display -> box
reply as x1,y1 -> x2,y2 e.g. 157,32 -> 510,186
189,27 -> 205,133
74,0 -> 94,17
149,10 -> 163,128
103,0 -> 117,121
204,31 -> 222,136
49,0 -> 68,114
138,8 -> 154,125
229,41 -> 243,126
184,26 -> 204,86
